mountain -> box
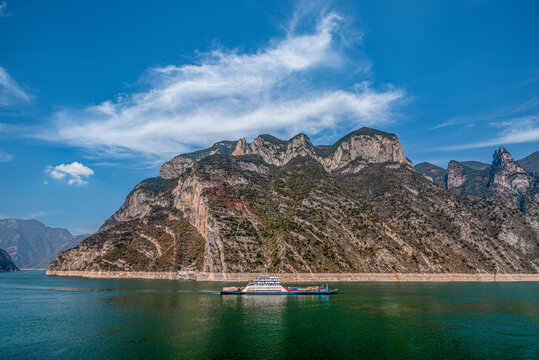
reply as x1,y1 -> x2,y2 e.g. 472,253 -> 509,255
414,162 -> 447,188
461,161 -> 490,170
518,151 -> 539,173
0,219 -> 90,269
0,249 -> 18,272
49,128 -> 538,276
416,148 -> 538,214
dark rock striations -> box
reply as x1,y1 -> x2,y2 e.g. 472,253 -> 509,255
49,129 -> 539,276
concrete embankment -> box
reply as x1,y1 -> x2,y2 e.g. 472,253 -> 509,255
46,270 -> 539,282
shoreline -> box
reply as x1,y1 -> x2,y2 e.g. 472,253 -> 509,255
45,270 -> 539,282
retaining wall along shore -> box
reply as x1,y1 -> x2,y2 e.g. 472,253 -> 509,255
46,270 -> 539,282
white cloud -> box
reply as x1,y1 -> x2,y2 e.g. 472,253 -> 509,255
42,11 -> 405,160
0,2 -> 7,17
22,211 -> 47,220
46,162 -> 94,186
433,98 -> 539,130
0,66 -> 31,107
0,150 -> 12,162
441,115 -> 539,150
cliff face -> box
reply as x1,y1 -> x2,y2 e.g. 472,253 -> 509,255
491,147 -> 531,196
49,128 -> 539,275
230,128 -> 413,171
417,147 -> 538,214
0,249 -> 18,272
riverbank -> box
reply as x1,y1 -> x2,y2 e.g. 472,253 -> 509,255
45,270 -> 539,282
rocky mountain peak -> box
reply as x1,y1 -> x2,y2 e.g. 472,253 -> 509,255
493,146 -> 525,173
491,147 -> 531,196
160,128 -> 413,179
416,148 -> 536,210
230,128 -> 412,171
232,137 -> 249,155
447,161 -> 468,189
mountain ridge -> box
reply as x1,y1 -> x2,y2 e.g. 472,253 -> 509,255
415,147 -> 537,214
0,219 -> 91,269
49,128 -> 538,277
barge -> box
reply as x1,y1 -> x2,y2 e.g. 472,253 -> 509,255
220,276 -> 338,295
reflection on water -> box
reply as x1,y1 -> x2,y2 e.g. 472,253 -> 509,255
1,272 -> 538,360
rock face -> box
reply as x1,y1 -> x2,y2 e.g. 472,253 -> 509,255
230,128 -> 413,171
0,248 -> 18,272
49,129 -> 539,276
491,147 -> 531,196
0,219 -> 89,269
159,141 -> 237,179
417,147 -> 538,214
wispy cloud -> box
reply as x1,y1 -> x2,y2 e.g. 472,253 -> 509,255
0,66 -> 31,107
0,2 -> 8,17
46,162 -> 95,185
22,210 -> 47,220
41,10 -> 405,160
432,98 -> 539,130
441,115 -> 539,150
0,149 -> 12,162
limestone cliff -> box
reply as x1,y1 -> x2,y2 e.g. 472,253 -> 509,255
48,129 -> 539,276
490,147 -> 531,196
417,147 -> 538,214
231,128 -> 413,171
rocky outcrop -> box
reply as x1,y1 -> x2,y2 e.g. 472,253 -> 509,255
490,147 -> 531,196
159,140 -> 237,179
158,156 -> 195,179
447,161 -> 468,189
49,129 -> 539,277
100,177 -> 177,231
0,248 -> 18,272
231,128 -> 412,171
416,147 -> 537,213
320,129 -> 413,170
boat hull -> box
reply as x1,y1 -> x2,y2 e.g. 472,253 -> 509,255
220,289 -> 338,295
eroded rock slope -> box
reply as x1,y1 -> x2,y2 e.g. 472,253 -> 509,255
49,128 -> 539,275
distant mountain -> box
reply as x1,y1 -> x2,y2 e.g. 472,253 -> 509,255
461,161 -> 490,170
0,219 -> 91,269
518,151 -> 539,173
0,249 -> 18,272
49,128 -> 538,277
415,148 -> 538,214
57,234 -> 92,253
414,162 -> 447,188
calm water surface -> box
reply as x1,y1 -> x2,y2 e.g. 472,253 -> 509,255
1,271 -> 537,359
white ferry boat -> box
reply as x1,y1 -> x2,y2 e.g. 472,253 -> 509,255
220,277 -> 337,295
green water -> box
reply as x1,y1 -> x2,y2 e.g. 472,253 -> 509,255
1,271 -> 537,359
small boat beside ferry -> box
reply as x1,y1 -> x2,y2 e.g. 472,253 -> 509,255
220,276 -> 337,295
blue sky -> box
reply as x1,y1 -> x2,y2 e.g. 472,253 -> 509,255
0,0 -> 538,234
